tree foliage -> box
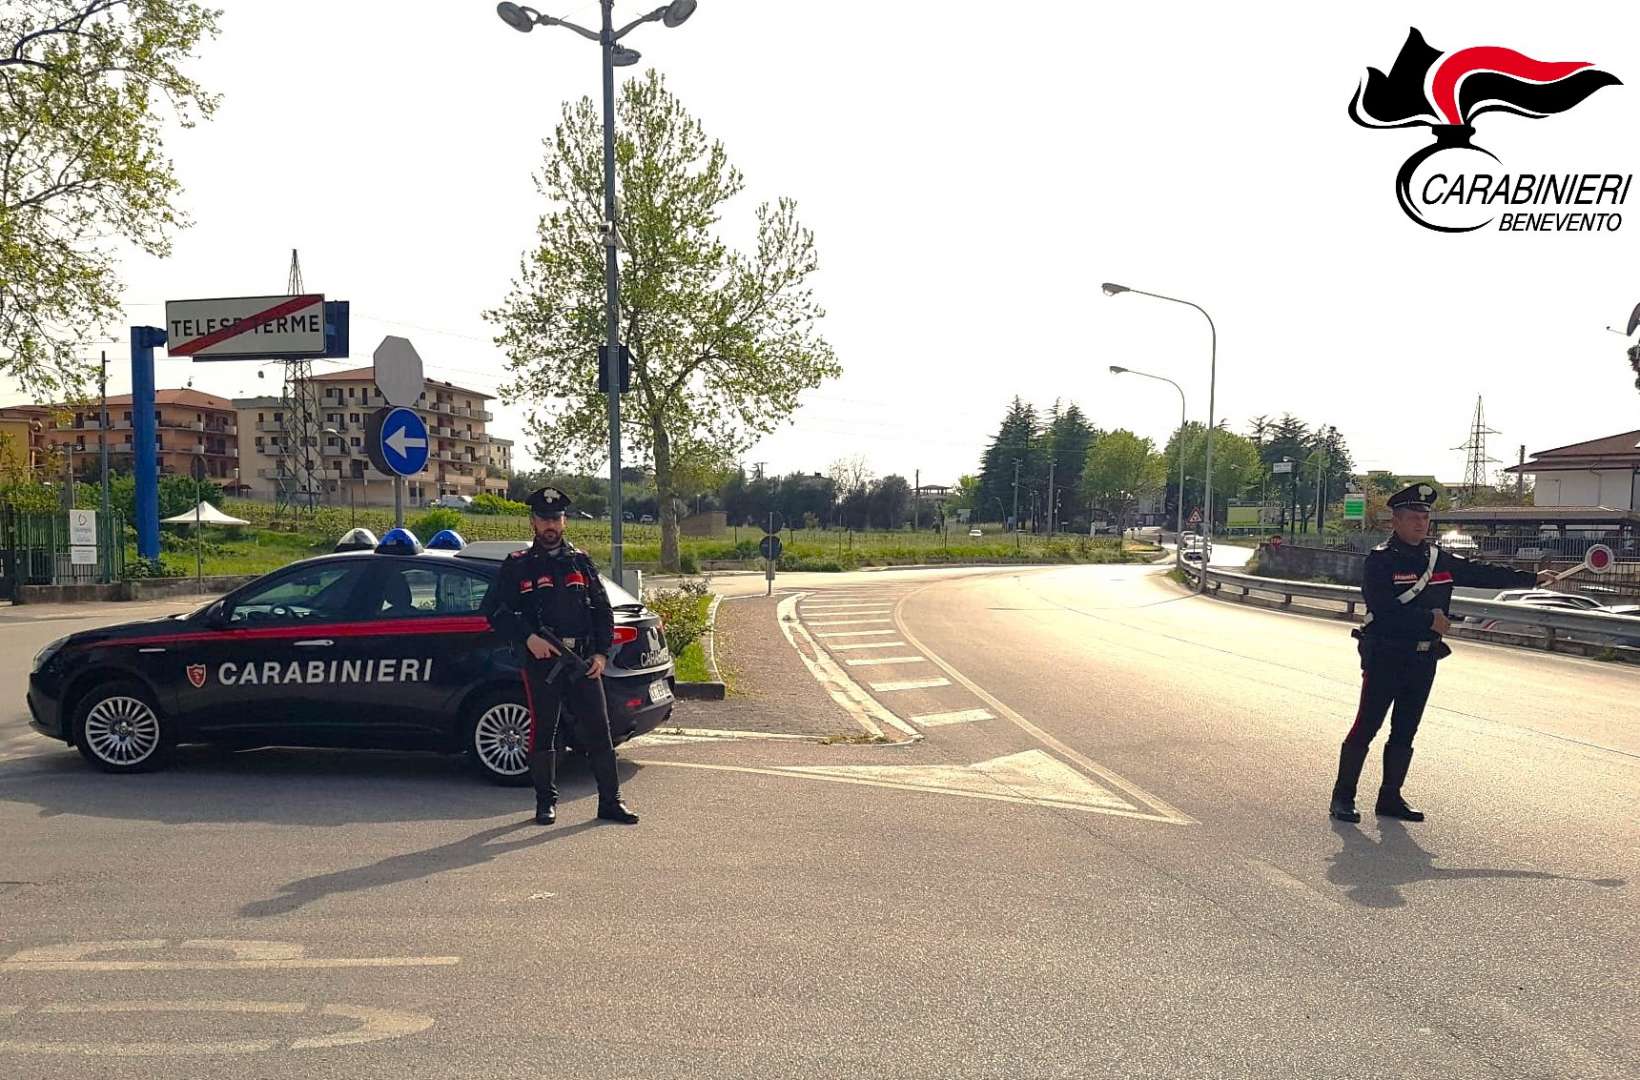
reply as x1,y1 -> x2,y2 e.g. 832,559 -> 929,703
1,1 -> 221,398
486,70 -> 838,570
1081,429 -> 1165,531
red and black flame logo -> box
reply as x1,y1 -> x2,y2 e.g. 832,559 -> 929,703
1349,28 -> 1620,231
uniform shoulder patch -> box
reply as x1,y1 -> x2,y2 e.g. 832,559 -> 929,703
1370,541 -> 1391,553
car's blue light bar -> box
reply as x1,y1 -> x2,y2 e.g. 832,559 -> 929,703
427,529 -> 466,551
376,527 -> 423,555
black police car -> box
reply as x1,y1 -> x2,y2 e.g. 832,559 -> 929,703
26,531 -> 675,784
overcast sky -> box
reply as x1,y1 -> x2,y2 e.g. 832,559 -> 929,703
9,1 -> 1640,488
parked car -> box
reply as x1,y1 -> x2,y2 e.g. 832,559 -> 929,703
1467,590 -> 1640,647
968,527 -> 984,538
26,533 -> 675,784
1438,529 -> 1479,555
429,494 -> 472,511
639,514 -> 655,524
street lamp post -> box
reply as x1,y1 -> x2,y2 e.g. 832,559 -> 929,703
495,0 -> 698,588
1103,283 -> 1217,593
1110,365 -> 1187,567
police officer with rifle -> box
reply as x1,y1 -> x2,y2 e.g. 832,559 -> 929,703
484,487 -> 639,826
1329,483 -> 1549,824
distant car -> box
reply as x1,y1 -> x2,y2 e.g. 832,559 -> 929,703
639,514 -> 655,524
968,528 -> 984,538
429,494 -> 472,511
1438,529 -> 1479,555
1467,590 -> 1640,646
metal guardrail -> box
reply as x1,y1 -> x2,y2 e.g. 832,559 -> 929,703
1182,563 -> 1640,652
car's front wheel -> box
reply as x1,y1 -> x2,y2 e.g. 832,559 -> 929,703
73,681 -> 173,773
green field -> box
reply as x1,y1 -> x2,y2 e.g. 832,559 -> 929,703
123,501 -> 1157,579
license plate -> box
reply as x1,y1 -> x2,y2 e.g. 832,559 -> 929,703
648,680 -> 673,704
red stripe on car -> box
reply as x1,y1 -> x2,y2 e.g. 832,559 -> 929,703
98,615 -> 492,649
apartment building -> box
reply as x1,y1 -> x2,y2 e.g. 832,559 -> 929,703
35,390 -> 240,483
0,405 -> 49,477
234,367 -> 512,505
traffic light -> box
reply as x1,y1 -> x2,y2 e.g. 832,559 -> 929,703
597,344 -> 631,394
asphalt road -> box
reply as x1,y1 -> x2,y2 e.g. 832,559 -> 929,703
0,563 -> 1632,1078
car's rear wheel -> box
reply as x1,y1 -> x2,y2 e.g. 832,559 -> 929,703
73,681 -> 173,773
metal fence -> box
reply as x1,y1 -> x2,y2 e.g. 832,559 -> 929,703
1183,562 -> 1640,654
0,507 -> 125,597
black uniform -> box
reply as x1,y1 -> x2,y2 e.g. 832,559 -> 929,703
1330,485 -> 1535,822
484,536 -> 624,813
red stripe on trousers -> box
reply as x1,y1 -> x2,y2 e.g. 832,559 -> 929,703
1346,670 -> 1370,740
521,669 -> 537,754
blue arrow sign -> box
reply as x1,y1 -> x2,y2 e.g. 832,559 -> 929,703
378,406 -> 429,477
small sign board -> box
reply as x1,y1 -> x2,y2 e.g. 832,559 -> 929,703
1187,509 -> 1202,525
165,295 -> 326,359
68,509 -> 97,547
1584,544 -> 1615,573
759,534 -> 783,561
1272,460 -> 1295,474
372,336 -> 425,408
70,546 -> 98,566
762,512 -> 785,536
1343,493 -> 1366,521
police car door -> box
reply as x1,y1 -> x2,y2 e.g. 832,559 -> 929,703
180,559 -> 374,736
333,561 -> 495,741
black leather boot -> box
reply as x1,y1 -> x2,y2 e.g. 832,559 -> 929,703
534,797 -> 556,826
1375,745 -> 1424,821
1329,741 -> 1369,823
597,796 -> 639,825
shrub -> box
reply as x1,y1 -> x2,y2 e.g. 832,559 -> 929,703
646,580 -> 712,657
410,507 -> 464,538
678,550 -> 699,574
470,492 -> 528,515
121,558 -> 182,580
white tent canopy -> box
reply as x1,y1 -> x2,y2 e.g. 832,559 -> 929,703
160,501 -> 250,527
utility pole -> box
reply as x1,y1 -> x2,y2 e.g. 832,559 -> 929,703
1047,460 -> 1056,536
98,350 -> 111,583
914,468 -> 920,531
1517,444 -> 1526,501
1011,460 -> 1021,532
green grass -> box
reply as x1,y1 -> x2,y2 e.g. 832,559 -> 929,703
150,501 -> 1160,578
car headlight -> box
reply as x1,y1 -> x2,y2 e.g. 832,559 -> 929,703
32,637 -> 66,673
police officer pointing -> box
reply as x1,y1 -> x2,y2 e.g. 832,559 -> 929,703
1328,483 -> 1547,824
484,487 -> 639,826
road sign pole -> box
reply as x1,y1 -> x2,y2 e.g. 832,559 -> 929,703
394,476 -> 405,529
131,326 -> 165,564
600,2 -> 625,588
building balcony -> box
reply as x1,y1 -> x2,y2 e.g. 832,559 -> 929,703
114,420 -> 132,430
477,410 -> 494,422
256,421 -> 284,433
431,402 -> 453,414
477,433 -> 491,443
432,426 -> 454,438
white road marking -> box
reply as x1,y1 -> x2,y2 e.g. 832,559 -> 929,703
636,752 -> 1181,822
816,629 -> 899,638
0,1000 -> 433,1056
802,605 -> 892,612
775,594 -> 919,740
805,618 -> 893,626
828,640 -> 909,650
627,727 -> 816,746
869,677 -> 951,692
845,656 -> 929,666
891,594 -> 1196,825
910,708 -> 994,727
3,939 -> 459,972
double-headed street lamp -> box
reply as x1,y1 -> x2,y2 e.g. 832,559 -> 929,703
1110,365 -> 1186,568
495,0 -> 699,586
1102,283 -> 1217,593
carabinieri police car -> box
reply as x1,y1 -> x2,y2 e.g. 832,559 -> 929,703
26,529 -> 675,784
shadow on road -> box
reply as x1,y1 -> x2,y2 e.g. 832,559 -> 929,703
1326,819 -> 1624,908
240,818 -> 600,917
0,745 -> 643,828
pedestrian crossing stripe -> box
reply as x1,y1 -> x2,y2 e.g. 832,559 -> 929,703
910,708 -> 993,727
870,677 -> 950,692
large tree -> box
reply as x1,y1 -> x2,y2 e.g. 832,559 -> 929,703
1,1 -> 221,399
977,396 -> 1039,525
1043,401 -> 1098,530
488,71 -> 839,570
1081,429 -> 1165,533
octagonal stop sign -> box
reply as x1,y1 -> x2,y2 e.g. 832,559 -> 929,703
1584,544 -> 1614,573
373,335 -> 424,408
